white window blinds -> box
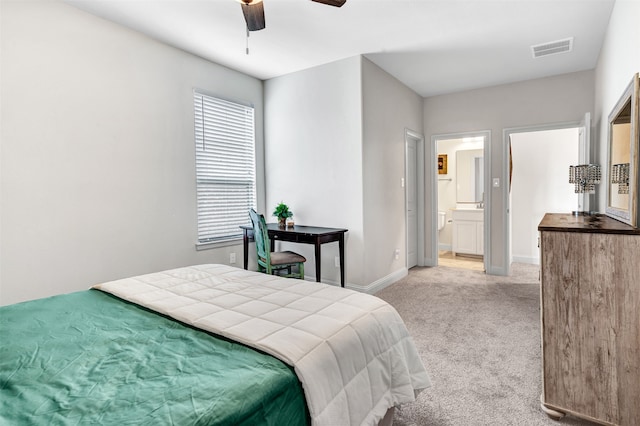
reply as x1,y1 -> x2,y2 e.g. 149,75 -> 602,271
194,91 -> 256,244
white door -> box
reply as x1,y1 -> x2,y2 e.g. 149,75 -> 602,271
406,140 -> 418,268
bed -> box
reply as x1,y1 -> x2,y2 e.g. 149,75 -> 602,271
1,264 -> 430,425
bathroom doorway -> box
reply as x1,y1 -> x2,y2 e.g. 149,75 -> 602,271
432,131 -> 489,272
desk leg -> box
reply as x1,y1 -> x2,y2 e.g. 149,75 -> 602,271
339,234 -> 345,287
243,229 -> 249,270
315,241 -> 321,283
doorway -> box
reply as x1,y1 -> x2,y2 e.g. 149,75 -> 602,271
503,115 -> 590,273
430,131 -> 490,272
508,127 -> 581,265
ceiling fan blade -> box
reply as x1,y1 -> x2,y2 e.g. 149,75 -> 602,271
311,0 -> 346,7
241,2 -> 265,31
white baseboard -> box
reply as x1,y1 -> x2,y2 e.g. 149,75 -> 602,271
423,257 -> 437,267
486,265 -> 507,276
438,243 -> 452,251
512,256 -> 540,265
346,267 -> 408,294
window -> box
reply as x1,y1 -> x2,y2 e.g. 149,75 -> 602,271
194,91 -> 256,244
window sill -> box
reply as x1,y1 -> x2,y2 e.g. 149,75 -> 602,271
196,238 -> 243,251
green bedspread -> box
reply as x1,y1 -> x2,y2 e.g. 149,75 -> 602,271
0,289 -> 309,425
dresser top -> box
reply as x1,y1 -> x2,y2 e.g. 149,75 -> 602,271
538,213 -> 640,235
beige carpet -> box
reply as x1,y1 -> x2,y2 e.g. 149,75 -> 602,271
376,264 -> 596,426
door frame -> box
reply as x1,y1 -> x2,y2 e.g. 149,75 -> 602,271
405,128 -> 425,268
429,130 -> 491,272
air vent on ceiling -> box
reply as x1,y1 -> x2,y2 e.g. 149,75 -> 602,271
531,37 -> 573,58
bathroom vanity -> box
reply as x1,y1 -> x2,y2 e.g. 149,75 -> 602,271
451,208 -> 484,256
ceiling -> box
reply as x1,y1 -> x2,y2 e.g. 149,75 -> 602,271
64,0 -> 616,97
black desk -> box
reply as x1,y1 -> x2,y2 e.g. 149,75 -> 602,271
240,224 -> 348,287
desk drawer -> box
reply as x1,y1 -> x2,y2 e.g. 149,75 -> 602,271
270,232 -> 315,244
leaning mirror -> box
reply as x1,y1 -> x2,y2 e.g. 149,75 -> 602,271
606,72 -> 639,227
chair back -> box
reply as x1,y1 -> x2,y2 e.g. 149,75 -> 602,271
249,209 -> 271,272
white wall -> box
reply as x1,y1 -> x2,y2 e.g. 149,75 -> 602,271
361,58 -> 424,287
424,70 -> 594,274
510,128 -> 579,264
594,0 -> 640,213
0,1 -> 264,305
264,57 -> 364,286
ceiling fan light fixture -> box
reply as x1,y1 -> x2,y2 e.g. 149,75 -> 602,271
239,0 -> 265,31
236,0 -> 346,33
311,0 -> 346,7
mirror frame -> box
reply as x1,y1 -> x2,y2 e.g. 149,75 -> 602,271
605,73 -> 640,227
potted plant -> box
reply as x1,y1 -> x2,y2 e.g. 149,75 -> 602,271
273,202 -> 293,228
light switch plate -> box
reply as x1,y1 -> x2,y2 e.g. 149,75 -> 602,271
492,178 -> 500,188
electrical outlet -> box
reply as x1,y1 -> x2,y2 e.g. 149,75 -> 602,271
394,249 -> 400,260
335,256 -> 340,268
229,252 -> 236,264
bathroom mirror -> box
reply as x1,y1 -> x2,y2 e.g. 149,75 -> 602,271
456,149 -> 484,203
605,73 -> 639,227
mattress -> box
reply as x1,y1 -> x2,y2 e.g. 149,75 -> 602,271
0,289 -> 308,425
94,264 -> 431,426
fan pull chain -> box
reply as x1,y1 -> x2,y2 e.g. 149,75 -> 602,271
246,28 -> 250,55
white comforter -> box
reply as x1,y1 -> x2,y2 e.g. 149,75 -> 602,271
94,264 -> 430,426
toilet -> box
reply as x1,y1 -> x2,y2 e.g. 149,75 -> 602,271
438,211 -> 446,231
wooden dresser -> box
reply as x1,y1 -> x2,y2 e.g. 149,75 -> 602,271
538,213 -> 640,426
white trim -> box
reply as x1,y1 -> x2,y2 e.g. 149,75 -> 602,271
428,134 -> 438,267
193,87 -> 254,109
423,257 -> 437,267
483,130 -> 492,275
512,256 -> 540,265
194,91 -> 257,244
196,239 -> 243,251
288,267 -> 408,294
405,128 -> 425,269
346,267 -> 408,294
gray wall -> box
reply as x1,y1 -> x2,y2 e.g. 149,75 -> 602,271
2,0 -> 634,303
594,0 -> 640,212
264,57 -> 424,290
424,70 -> 595,274
0,1 -> 264,305
361,58 -> 424,285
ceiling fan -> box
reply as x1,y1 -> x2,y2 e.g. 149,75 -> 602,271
239,0 -> 347,31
